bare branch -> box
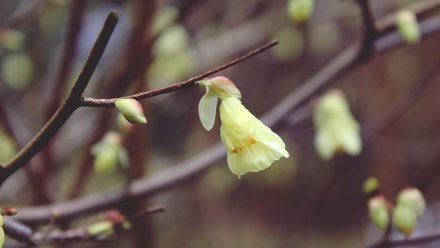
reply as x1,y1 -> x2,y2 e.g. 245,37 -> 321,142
80,40 -> 279,107
0,12 -> 119,186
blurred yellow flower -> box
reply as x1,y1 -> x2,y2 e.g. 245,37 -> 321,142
219,97 -> 289,178
313,89 -> 362,160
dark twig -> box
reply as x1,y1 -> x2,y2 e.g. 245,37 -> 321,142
356,0 -> 378,58
3,217 -> 35,247
0,12 -> 119,187
80,40 -> 279,107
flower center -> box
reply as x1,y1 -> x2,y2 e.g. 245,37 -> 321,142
231,137 -> 257,154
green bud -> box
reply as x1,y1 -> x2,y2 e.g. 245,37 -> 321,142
396,10 -> 420,44
368,195 -> 390,231
397,187 -> 426,218
0,215 -> 3,227
115,98 -> 147,124
287,0 -> 314,24
363,177 -> 380,195
87,220 -> 114,237
393,204 -> 416,238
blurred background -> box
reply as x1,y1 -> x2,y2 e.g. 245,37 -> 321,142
0,0 -> 440,247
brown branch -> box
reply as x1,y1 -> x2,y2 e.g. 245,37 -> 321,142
3,217 -> 35,247
0,12 -> 119,187
45,0 -> 88,119
356,0 -> 378,58
366,231 -> 440,248
80,40 -> 279,107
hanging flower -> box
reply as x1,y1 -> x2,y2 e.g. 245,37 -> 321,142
313,89 -> 362,160
219,97 -> 289,177
197,76 -> 289,178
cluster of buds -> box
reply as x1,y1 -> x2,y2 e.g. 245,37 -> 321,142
313,89 -> 362,160
86,210 -> 131,238
197,76 -> 289,178
364,177 -> 426,238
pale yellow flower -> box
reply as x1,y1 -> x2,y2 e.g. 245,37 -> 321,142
313,89 -> 362,160
219,97 -> 289,177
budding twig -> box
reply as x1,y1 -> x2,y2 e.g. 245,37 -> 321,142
80,40 -> 279,107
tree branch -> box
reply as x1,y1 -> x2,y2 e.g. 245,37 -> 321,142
80,40 -> 279,107
0,11 -> 119,186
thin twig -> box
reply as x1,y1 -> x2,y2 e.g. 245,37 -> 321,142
0,12 -> 119,186
80,40 -> 279,107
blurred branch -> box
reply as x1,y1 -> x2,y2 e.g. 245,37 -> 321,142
0,0 -> 46,32
376,0 -> 440,36
366,231 -> 440,248
80,40 -> 279,107
0,12 -> 119,187
356,0 -> 378,57
12,0 -> 440,224
3,217 -> 35,247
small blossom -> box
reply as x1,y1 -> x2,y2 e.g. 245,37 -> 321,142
219,97 -> 289,177
397,187 -> 426,219
287,0 -> 315,24
368,195 -> 390,231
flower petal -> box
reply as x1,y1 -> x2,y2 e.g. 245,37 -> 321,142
198,85 -> 218,131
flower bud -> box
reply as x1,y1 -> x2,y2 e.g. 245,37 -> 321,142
363,177 -> 380,195
87,220 -> 114,237
393,204 -> 416,238
197,76 -> 242,100
368,195 -> 390,231
115,98 -> 147,124
287,0 -> 315,24
396,10 -> 420,44
397,187 -> 426,218
1,207 -> 18,216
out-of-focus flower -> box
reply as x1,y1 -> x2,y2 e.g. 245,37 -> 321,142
197,77 -> 289,178
313,89 -> 362,160
91,132 -> 128,175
